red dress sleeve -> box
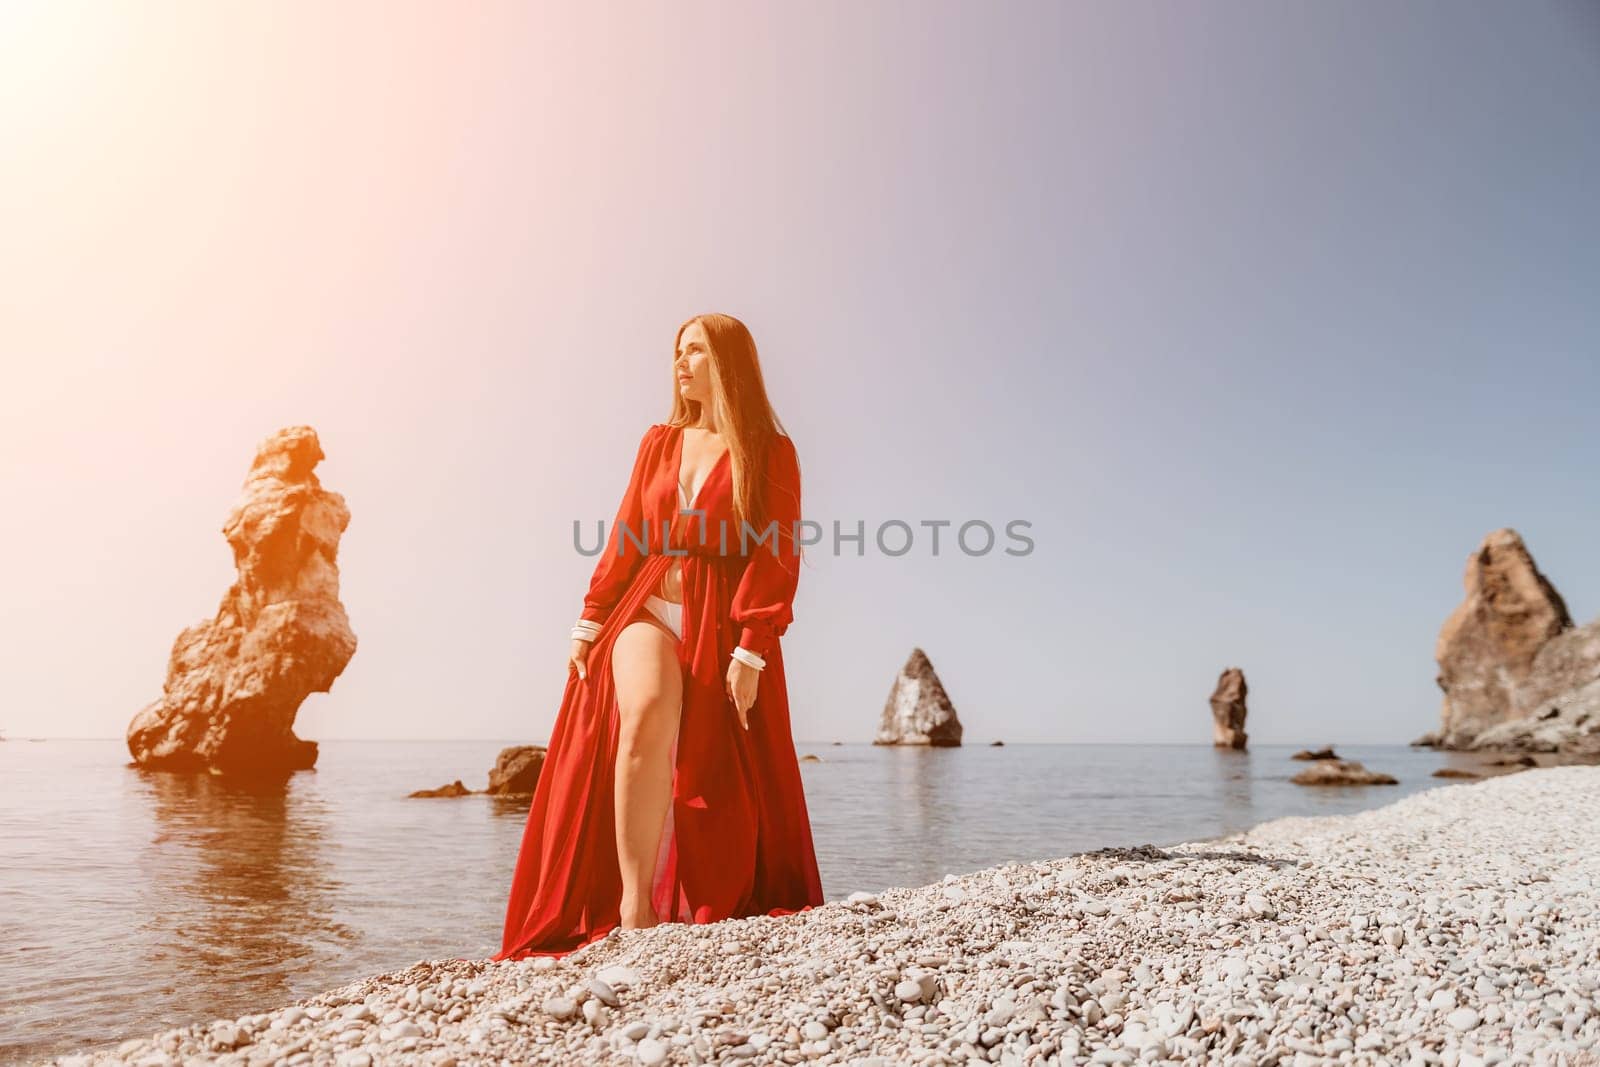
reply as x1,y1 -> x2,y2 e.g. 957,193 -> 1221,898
730,435 -> 802,660
578,425 -> 660,628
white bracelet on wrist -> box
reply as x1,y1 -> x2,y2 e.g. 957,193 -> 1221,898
571,619 -> 602,643
731,646 -> 766,671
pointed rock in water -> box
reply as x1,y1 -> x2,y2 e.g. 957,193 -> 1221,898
486,745 -> 547,795
1210,667 -> 1249,750
874,648 -> 963,746
1434,528 -> 1600,748
125,426 -> 356,774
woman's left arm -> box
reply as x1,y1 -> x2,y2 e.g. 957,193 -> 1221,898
729,435 -> 803,662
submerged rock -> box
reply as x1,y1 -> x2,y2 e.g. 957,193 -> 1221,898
874,648 -> 962,746
411,780 -> 473,798
1291,759 -> 1398,786
126,426 -> 356,774
1210,667 -> 1249,750
1291,746 -> 1339,761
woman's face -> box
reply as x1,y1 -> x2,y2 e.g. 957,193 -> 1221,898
675,321 -> 714,406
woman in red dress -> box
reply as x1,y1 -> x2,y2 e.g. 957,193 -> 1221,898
493,313 -> 825,961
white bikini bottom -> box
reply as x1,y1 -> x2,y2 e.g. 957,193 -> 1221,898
642,595 -> 683,641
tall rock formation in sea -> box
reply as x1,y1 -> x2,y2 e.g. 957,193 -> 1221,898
874,648 -> 963,746
1210,667 -> 1249,750
126,426 -> 357,774
1432,528 -> 1600,750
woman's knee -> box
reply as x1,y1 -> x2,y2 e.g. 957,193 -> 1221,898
617,690 -> 681,761
618,714 -> 677,764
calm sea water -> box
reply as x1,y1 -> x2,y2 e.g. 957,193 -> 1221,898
1,738 -> 1505,1065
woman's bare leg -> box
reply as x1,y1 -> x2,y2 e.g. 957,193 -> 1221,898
610,610 -> 684,929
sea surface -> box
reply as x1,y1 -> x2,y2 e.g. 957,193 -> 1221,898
1,738 -> 1510,1065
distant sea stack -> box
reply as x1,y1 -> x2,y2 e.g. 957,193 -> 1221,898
1433,529 -> 1600,752
126,427 -> 357,774
1210,667 -> 1249,750
874,648 -> 962,746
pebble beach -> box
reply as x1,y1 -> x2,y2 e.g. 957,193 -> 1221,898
47,765 -> 1600,1067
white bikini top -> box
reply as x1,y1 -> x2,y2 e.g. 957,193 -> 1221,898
678,468 -> 711,509
678,441 -> 730,512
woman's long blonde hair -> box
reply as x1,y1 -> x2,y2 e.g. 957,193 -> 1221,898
666,313 -> 791,537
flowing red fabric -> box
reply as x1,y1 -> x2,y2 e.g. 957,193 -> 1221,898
492,422 -> 824,961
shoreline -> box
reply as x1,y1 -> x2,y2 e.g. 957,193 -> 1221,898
48,766 -> 1600,1067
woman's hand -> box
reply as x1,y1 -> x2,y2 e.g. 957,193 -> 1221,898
568,638 -> 593,681
726,657 -> 759,729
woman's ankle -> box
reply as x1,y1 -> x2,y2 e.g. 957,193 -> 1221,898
618,896 -> 658,927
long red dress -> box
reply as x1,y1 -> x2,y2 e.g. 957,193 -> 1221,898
493,422 -> 825,960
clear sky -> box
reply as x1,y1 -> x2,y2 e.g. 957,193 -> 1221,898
3,2 -> 1597,745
